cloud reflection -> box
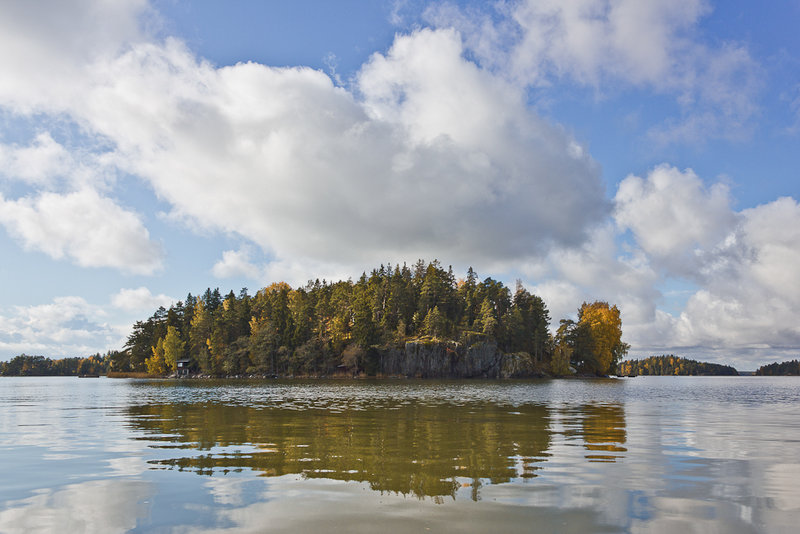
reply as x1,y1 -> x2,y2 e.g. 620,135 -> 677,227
0,479 -> 152,534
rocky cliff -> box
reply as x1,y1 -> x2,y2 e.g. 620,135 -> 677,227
378,337 -> 545,378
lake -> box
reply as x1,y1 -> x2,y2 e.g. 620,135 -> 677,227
1,376 -> 799,533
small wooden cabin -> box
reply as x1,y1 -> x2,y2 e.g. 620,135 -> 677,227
176,359 -> 191,377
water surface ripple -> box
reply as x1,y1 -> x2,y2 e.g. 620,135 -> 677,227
1,376 -> 798,533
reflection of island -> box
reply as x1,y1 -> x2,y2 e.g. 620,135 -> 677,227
127,401 -> 552,500
581,404 -> 626,462
559,403 -> 626,462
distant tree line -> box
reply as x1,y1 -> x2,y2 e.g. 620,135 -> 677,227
617,355 -> 738,376
0,353 -> 115,376
755,360 -> 800,376
114,260 -> 628,377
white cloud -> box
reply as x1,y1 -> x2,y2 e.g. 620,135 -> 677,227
524,223 -> 660,330
515,165 -> 800,366
614,164 -> 738,277
211,249 -> 359,288
0,20 -> 606,275
0,133 -> 117,190
506,0 -> 709,86
111,287 -> 175,312
0,297 -> 121,356
610,168 -> 800,359
0,0 -> 151,114
0,133 -> 71,186
212,248 -> 262,280
0,189 -> 163,275
669,197 -> 800,348
428,0 -> 760,143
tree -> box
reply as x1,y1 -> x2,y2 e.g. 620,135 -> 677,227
146,338 -> 167,375
576,301 -> 628,375
477,297 -> 498,337
189,299 -> 212,373
249,317 -> 279,374
162,326 -> 185,373
457,267 -> 479,329
422,306 -> 447,338
125,319 -> 156,371
352,275 -> 379,347
550,342 -> 572,376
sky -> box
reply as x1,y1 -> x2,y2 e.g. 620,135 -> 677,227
0,0 -> 799,370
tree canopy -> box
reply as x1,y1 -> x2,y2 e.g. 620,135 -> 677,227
116,261 -> 568,376
755,360 -> 800,376
554,301 -> 629,376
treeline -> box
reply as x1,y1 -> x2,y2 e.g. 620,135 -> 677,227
118,260 -> 628,377
0,353 -> 114,376
617,355 -> 738,376
755,360 -> 800,376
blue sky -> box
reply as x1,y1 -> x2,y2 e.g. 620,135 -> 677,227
1,0 -> 799,369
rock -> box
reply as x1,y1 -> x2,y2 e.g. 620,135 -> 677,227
378,337 -> 504,378
501,352 -> 537,378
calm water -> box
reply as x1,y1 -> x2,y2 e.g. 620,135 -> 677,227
1,377 -> 799,533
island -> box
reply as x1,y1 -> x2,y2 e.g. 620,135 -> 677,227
2,260 -> 630,379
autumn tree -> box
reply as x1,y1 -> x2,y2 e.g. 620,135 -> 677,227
146,338 -> 167,375
576,301 -> 628,375
162,325 -> 185,373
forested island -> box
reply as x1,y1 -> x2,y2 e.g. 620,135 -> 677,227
755,360 -> 800,375
121,261 -> 629,378
2,261 -> 629,379
617,355 -> 738,376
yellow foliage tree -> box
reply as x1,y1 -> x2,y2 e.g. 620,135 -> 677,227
162,326 -> 185,373
146,337 -> 167,375
578,301 -> 628,375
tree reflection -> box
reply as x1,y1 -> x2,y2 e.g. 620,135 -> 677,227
127,401 -> 552,500
581,404 -> 626,462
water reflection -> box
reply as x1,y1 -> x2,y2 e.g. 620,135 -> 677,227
128,401 -> 554,500
127,397 -> 629,501
0,479 -> 153,534
5,377 -> 800,533
582,404 -> 627,461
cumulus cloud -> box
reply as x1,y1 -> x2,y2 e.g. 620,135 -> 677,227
670,197 -> 800,348
0,11 -> 606,274
211,249 -> 361,288
0,297 -> 121,356
524,223 -> 660,328
614,164 -> 738,277
0,189 -> 163,274
506,0 -> 709,86
0,133 -> 72,186
0,0 -> 151,113
212,248 -> 263,280
0,133 -> 117,190
514,164 -> 800,366
608,168 -> 800,359
427,0 -> 760,142
111,287 -> 175,312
